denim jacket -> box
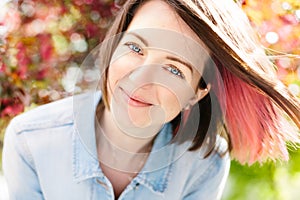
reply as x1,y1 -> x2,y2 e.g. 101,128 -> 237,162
2,92 -> 230,200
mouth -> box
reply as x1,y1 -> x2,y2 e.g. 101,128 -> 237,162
120,87 -> 153,107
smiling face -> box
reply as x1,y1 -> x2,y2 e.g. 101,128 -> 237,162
106,0 -> 211,132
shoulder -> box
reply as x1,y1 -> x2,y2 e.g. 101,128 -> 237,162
187,136 -> 230,168
175,138 -> 230,199
192,136 -> 230,185
164,137 -> 230,198
3,91 -> 101,168
10,95 -> 74,134
8,91 -> 101,134
199,136 -> 230,175
175,136 -> 230,185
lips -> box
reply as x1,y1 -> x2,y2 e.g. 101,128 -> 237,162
120,87 -> 153,107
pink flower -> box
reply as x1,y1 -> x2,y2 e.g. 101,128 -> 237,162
0,7 -> 21,34
276,66 -> 288,81
16,42 -> 30,80
0,98 -> 24,117
39,34 -> 53,62
0,59 -> 6,73
280,14 -> 299,25
36,66 -> 48,80
84,0 -> 94,4
278,25 -> 293,38
86,23 -> 99,38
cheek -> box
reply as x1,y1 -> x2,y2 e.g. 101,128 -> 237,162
190,73 -> 201,91
106,60 -> 125,104
158,88 -> 182,122
106,57 -> 144,107
107,54 -> 143,87
107,58 -> 132,94
108,60 -> 126,86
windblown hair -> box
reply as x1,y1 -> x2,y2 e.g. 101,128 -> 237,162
99,0 -> 300,164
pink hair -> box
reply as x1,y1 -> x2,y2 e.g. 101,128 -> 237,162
216,63 -> 299,165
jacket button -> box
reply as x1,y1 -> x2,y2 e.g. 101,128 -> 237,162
134,182 -> 140,190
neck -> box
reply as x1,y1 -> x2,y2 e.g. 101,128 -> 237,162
95,105 -> 155,173
98,107 -> 155,153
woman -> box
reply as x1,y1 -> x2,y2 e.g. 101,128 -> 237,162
3,0 -> 300,199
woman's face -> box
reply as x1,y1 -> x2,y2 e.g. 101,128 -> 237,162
106,0 -> 210,131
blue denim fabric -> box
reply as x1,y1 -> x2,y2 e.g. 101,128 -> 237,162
2,92 -> 230,200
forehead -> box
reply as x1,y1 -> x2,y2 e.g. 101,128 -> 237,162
125,0 -> 210,73
127,0 -> 201,44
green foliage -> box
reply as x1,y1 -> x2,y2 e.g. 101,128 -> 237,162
223,148 -> 300,200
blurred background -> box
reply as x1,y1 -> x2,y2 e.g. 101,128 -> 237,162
0,0 -> 299,199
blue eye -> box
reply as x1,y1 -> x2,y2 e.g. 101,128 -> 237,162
125,42 -> 143,55
166,65 -> 185,79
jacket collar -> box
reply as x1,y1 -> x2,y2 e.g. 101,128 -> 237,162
72,92 -> 104,182
135,123 -> 175,193
71,91 -> 175,193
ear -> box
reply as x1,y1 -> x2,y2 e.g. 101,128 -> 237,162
189,83 -> 211,106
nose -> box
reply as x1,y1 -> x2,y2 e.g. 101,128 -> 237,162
127,66 -> 159,96
128,50 -> 165,88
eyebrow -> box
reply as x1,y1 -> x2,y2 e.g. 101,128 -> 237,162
166,56 -> 194,73
128,32 -> 194,72
127,32 -> 149,46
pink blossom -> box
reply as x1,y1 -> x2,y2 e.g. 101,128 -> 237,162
36,67 -> 48,80
0,98 -> 24,117
86,23 -> 99,38
277,24 -> 293,39
0,59 -> 6,73
39,34 -> 53,62
16,42 -> 30,79
0,7 -> 21,34
276,66 -> 289,80
279,14 -> 299,25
